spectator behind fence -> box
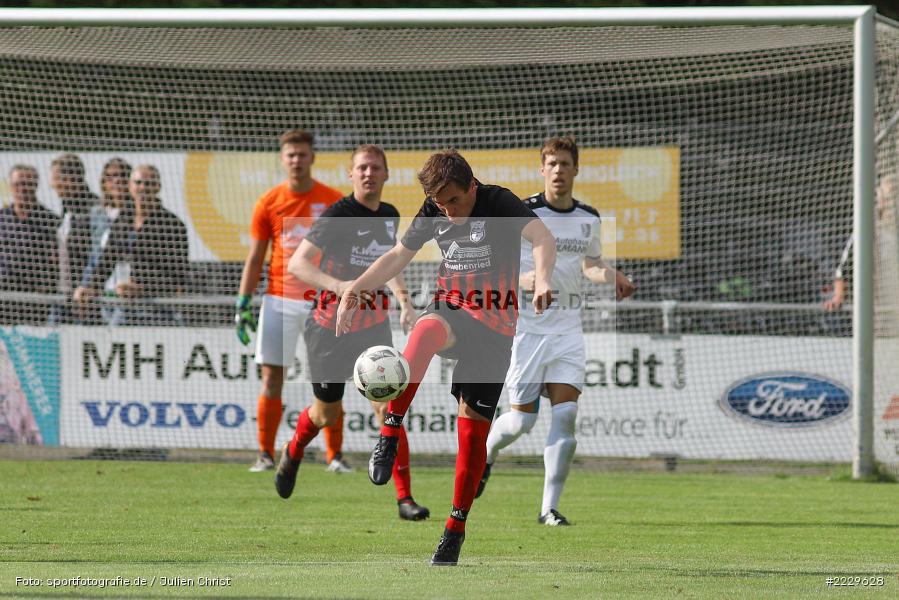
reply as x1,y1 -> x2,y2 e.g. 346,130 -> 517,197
0,165 -> 60,324
74,164 -> 189,326
49,153 -> 98,324
824,175 -> 899,337
80,158 -> 133,325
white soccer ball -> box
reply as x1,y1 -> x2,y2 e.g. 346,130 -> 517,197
353,345 -> 410,403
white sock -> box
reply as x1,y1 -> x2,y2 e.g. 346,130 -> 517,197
485,409 -> 538,464
542,401 -> 578,515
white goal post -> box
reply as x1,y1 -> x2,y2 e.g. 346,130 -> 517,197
0,7 -> 892,479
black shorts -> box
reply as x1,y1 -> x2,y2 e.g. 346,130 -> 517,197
304,317 -> 393,403
420,303 -> 514,420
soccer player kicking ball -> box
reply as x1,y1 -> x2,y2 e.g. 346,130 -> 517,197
335,151 -> 556,565
235,129 -> 347,473
275,145 -> 429,521
479,136 -> 635,526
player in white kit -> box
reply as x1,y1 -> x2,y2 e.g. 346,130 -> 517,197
479,136 -> 635,525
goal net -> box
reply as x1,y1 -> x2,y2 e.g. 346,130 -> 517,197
0,16 -> 896,470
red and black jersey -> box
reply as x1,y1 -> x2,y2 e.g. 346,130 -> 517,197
401,183 -> 537,336
305,195 -> 400,333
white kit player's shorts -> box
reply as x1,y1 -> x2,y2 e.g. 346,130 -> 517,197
504,330 -> 586,406
254,294 -> 313,366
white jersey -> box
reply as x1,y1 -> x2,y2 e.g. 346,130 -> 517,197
517,193 -> 602,335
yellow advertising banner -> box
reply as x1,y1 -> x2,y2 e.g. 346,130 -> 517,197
184,147 -> 680,262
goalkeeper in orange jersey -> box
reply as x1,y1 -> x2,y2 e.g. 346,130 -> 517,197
235,129 -> 349,473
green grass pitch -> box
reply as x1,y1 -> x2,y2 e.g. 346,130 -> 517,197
1,459 -> 897,599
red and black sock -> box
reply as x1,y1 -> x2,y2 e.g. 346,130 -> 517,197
393,425 -> 411,500
445,416 -> 491,533
382,319 -> 448,436
446,505 -> 469,534
288,406 -> 320,460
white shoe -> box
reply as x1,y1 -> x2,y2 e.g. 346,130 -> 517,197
538,509 -> 571,526
249,452 -> 274,472
326,455 -> 354,473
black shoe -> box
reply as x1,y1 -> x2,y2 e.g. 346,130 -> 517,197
274,443 -> 301,499
398,498 -> 430,521
368,434 -> 398,485
538,508 -> 571,526
430,528 -> 465,566
474,462 -> 492,499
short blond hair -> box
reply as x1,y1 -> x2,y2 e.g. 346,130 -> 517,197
352,144 -> 388,170
279,129 -> 314,148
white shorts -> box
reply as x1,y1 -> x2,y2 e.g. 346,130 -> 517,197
254,294 -> 313,366
504,330 -> 585,406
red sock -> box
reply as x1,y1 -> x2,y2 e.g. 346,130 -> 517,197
393,426 -> 411,500
323,411 -> 344,463
445,417 -> 491,533
288,406 -> 321,460
382,319 -> 448,436
257,395 -> 283,458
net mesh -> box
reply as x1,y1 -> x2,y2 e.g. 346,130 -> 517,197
0,22 -> 894,467
873,21 -> 899,473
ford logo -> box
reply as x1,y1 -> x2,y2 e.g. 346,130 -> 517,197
719,372 -> 851,428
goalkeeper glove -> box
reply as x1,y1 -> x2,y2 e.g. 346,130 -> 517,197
235,294 -> 256,346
